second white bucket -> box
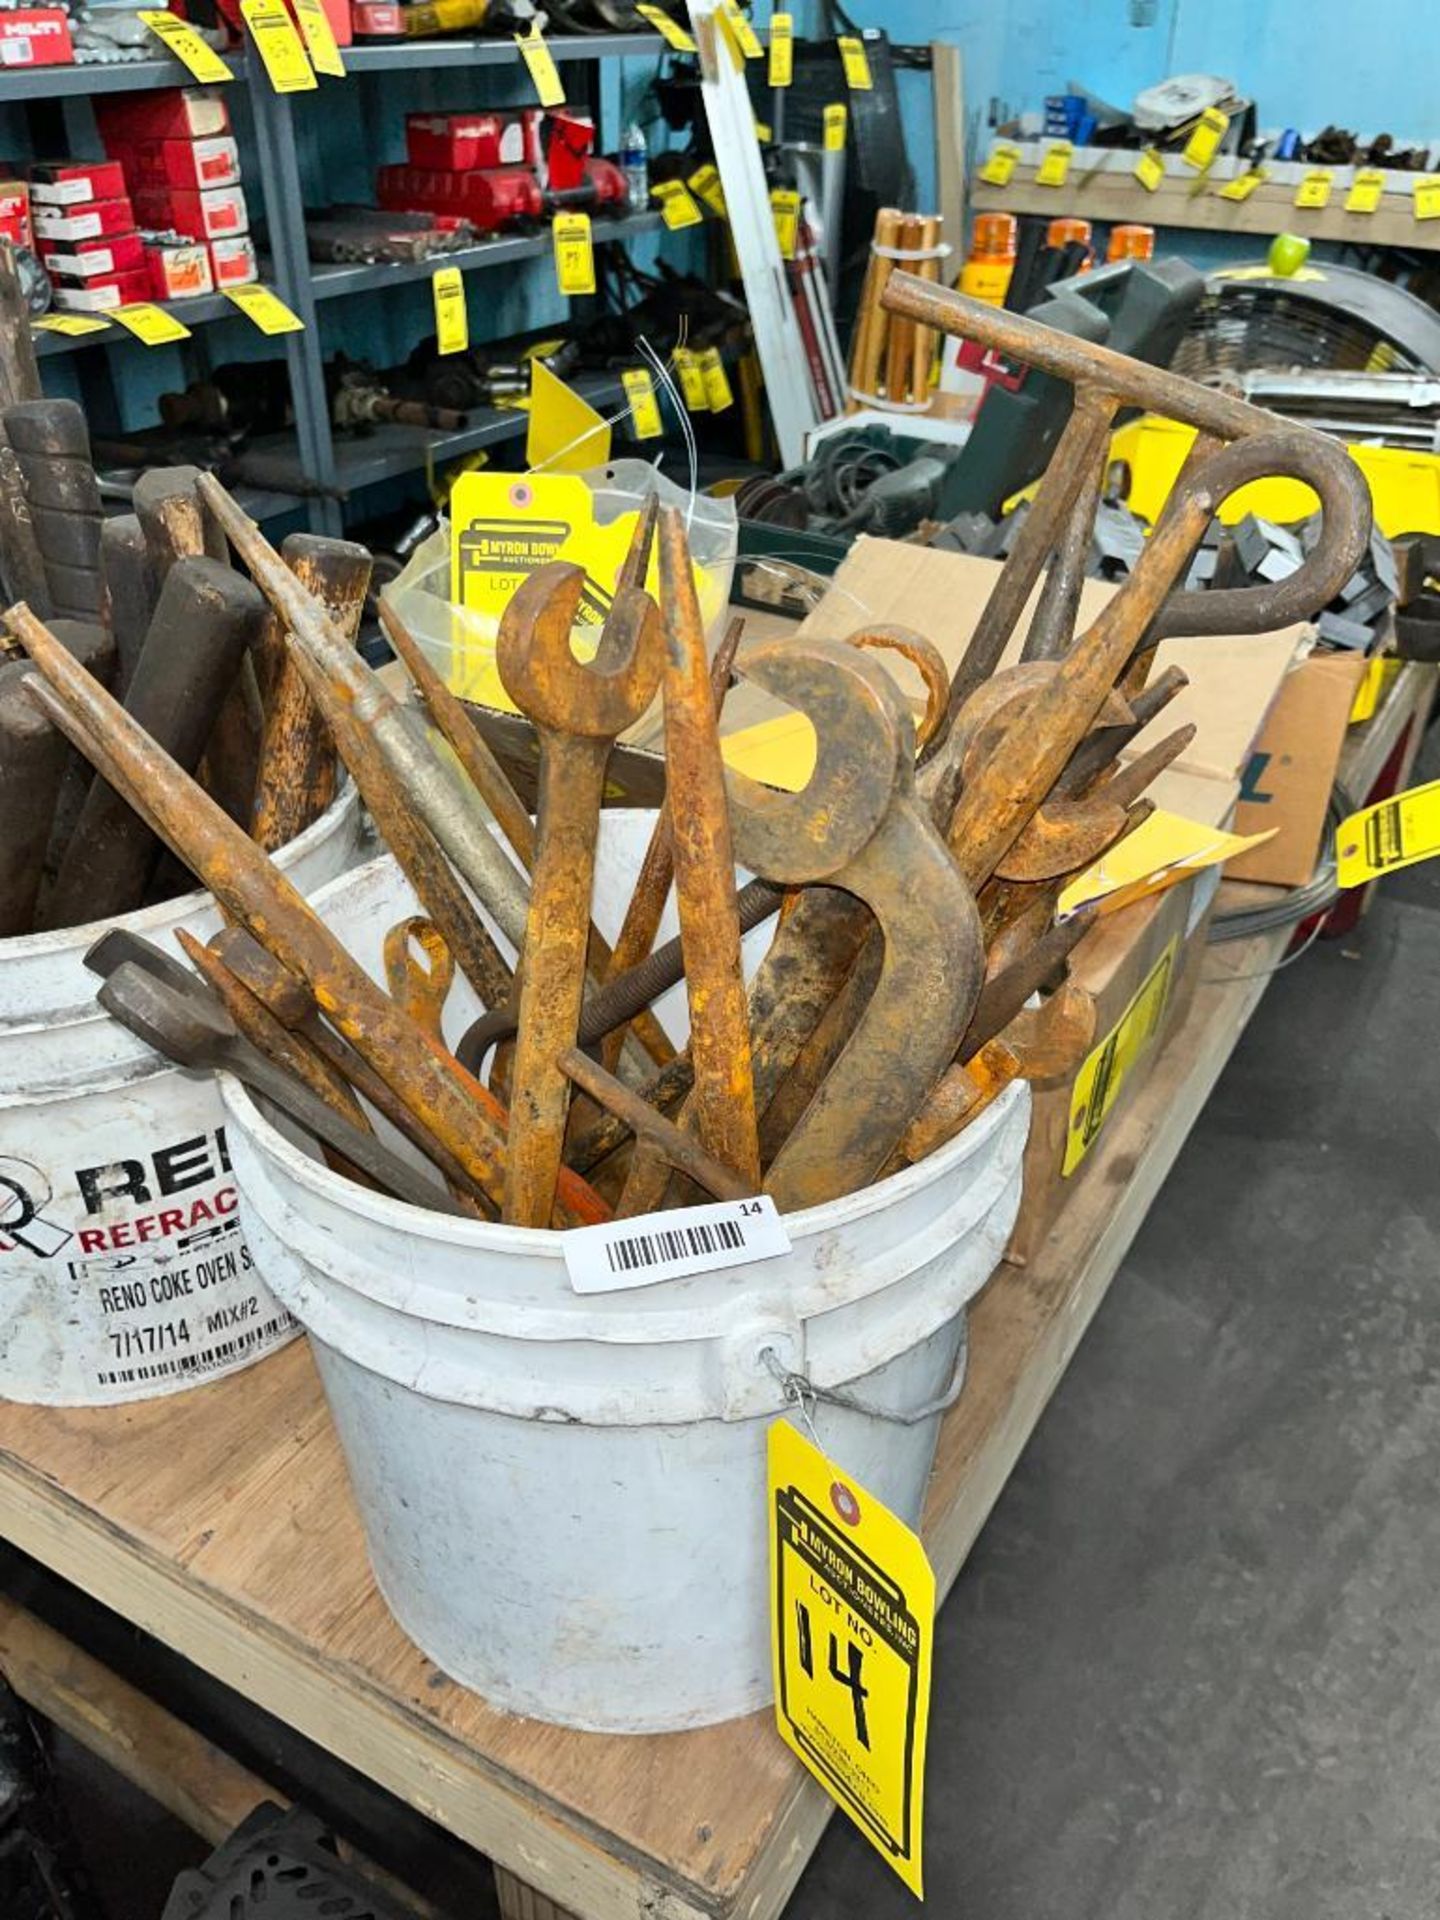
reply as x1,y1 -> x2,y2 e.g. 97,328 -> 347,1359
223,823 -> 1029,1734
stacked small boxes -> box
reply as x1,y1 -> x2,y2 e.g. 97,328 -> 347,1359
30,159 -> 146,310
95,89 -> 258,299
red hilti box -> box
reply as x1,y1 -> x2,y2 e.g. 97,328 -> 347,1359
146,240 -> 214,300
0,180 -> 31,250
115,136 -> 241,193
30,160 -> 127,206
41,231 -> 146,279
0,10 -> 73,68
405,111 -> 543,172
96,89 -> 231,144
352,2 -> 404,35
52,268 -> 152,311
208,233 -> 257,287
543,108 -> 595,193
133,183 -> 248,241
33,197 -> 133,243
377,162 -> 542,228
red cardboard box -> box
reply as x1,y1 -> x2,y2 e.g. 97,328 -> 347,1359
96,89 -> 230,144
0,10 -> 73,68
30,160 -> 127,206
41,230 -> 145,279
405,110 -> 543,172
33,197 -> 133,243
52,268 -> 152,311
146,240 -> 214,300
352,2 -> 404,34
376,162 -> 542,228
0,181 -> 31,250
208,233 -> 257,286
132,183 -> 248,241
114,136 -> 241,193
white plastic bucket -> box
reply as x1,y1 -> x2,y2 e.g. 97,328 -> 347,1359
0,784 -> 364,1408
222,820 -> 1029,1733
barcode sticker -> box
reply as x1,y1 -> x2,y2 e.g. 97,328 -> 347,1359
564,1195 -> 792,1294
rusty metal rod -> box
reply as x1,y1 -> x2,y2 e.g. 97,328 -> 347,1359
557,1047 -> 755,1202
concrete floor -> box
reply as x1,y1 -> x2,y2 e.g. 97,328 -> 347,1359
39,751 -> 1440,1919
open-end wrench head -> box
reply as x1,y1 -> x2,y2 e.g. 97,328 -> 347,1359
726,638 -> 912,884
97,962 -> 236,1068
498,560 -> 663,738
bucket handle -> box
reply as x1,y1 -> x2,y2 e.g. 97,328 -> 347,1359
761,1328 -> 969,1429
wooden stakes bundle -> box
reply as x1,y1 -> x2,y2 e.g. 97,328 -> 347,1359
847,208 -> 945,411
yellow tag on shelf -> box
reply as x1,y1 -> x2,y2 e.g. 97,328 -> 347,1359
241,0 -> 316,90
138,10 -> 233,81
108,303 -> 192,345
1035,140 -> 1072,188
622,367 -> 663,439
698,345 -> 732,411
673,346 -> 708,410
720,0 -> 762,58
552,210 -> 595,296
222,283 -> 303,334
753,116 -> 772,144
33,313 -> 111,337
1336,776 -> 1440,887
1057,809 -> 1277,919
1217,165 -> 1266,201
823,102 -> 848,153
1181,106 -> 1229,169
290,0 -> 344,75
1413,175 -> 1440,220
1134,147 -> 1164,192
770,186 -> 800,260
770,1419 -> 933,1898
526,359 -> 610,472
1063,936 -> 1178,1176
768,10 -> 793,85
1346,168 -> 1386,214
634,2 -> 695,50
687,163 -> 727,217
515,23 -> 564,106
836,33 -> 871,89
651,179 -> 704,230
1295,168 -> 1333,209
431,266 -> 467,355
977,142 -> 1019,187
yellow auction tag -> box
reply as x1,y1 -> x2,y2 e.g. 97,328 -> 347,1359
1346,168 -> 1386,214
222,283 -> 303,334
720,0 -> 762,58
515,22 -> 564,106
1063,936 -> 1177,1175
138,9 -> 233,81
1414,175 -> 1440,220
762,11 -> 792,86
1217,165 -> 1266,201
823,102 -> 848,152
431,266 -> 467,355
290,0 -> 344,75
1336,777 -> 1440,887
622,367 -> 663,439
1057,809 -> 1275,919
108,303 -> 192,345
241,0 -> 316,91
836,33 -> 871,89
753,116 -> 772,144
1181,106 -> 1228,169
770,186 -> 800,259
1035,140 -> 1072,188
1294,168 -> 1333,209
770,1419 -> 933,1898
688,162 -> 727,217
635,2 -> 695,50
673,345 -> 708,410
552,211 -> 595,296
1134,146 -> 1165,192
698,345 -> 732,411
977,142 -> 1019,187
33,313 -> 112,336
651,178 -> 704,230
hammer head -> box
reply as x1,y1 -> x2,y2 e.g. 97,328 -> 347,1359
497,561 -> 663,738
97,961 -> 236,1068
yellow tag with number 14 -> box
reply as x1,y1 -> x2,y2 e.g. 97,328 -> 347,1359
770,1419 -> 933,1897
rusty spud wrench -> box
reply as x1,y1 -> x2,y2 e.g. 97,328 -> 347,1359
497,560 -> 664,1228
727,637 -> 984,1211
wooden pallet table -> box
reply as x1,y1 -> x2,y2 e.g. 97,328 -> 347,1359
0,667 -> 1430,1920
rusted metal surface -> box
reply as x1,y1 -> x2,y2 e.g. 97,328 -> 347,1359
961,906 -> 1093,1059
1022,441 -> 1108,665
848,625 -> 950,749
566,1051 -> 696,1176
497,560 -> 663,1228
252,535 -> 371,853
1056,663 -> 1188,796
727,637 -> 984,1210
132,465 -> 226,589
1092,721 -> 1197,810
0,659 -> 65,935
894,1039 -> 1020,1168
557,1046 -> 755,1203
383,916 -> 453,1047
8,602 -> 608,1228
996,980 -> 1095,1082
